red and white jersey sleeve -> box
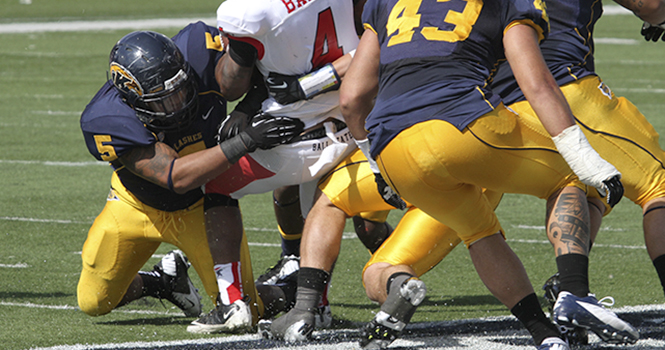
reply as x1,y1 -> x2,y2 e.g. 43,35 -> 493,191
216,0 -> 358,77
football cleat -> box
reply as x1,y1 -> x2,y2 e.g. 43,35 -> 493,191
542,273 -> 561,314
314,304 -> 332,329
256,254 -> 300,286
267,307 -> 315,342
537,337 -> 570,350
187,297 -> 252,334
256,255 -> 300,312
542,273 -> 588,345
257,319 -> 273,339
360,311 -> 404,349
553,291 -> 639,344
153,250 -> 202,317
360,278 -> 426,349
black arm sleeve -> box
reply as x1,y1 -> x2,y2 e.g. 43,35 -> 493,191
227,36 -> 258,67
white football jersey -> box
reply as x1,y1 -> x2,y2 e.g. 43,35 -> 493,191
216,0 -> 359,129
210,0 -> 360,208
217,0 -> 358,77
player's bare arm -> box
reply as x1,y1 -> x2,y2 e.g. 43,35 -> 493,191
503,24 -> 576,136
339,30 -> 379,141
614,0 -> 665,24
215,36 -> 255,101
215,53 -> 253,101
504,23 -> 623,206
119,142 -> 232,194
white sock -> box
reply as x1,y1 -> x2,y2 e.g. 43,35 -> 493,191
214,262 -> 243,305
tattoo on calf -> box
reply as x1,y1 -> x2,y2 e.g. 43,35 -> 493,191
548,192 -> 590,255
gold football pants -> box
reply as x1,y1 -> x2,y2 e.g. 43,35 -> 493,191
319,148 -> 499,277
514,75 -> 665,210
367,76 -> 665,279
77,172 -> 262,322
376,105 -> 584,246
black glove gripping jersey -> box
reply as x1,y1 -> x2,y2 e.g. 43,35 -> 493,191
80,22 -> 228,211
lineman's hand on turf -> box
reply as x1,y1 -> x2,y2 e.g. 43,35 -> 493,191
375,173 -> 406,210
641,22 -> 665,42
240,112 -> 304,151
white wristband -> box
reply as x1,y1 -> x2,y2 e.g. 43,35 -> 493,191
355,138 -> 380,173
551,124 -> 621,196
298,63 -> 340,99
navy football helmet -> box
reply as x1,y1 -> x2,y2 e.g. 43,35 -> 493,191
109,31 -> 199,131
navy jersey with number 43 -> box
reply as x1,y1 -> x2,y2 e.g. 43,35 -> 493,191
362,0 -> 549,158
80,22 -> 227,212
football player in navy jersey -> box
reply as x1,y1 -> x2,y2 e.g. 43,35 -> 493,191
336,0 -> 635,349
78,23 -> 302,331
487,0 -> 665,343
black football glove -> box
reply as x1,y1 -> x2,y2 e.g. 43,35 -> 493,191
215,110 -> 248,144
266,72 -> 305,105
267,64 -> 341,105
641,22 -> 665,42
240,112 -> 305,151
375,173 -> 406,210
219,112 -> 304,164
602,175 -> 624,208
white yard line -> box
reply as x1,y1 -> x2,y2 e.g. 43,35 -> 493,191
0,18 -> 216,34
0,263 -> 29,268
0,301 -> 173,315
0,216 -> 646,250
24,304 -> 665,350
0,160 -> 107,167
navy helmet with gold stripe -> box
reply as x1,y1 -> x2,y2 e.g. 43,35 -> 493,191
109,31 -> 199,131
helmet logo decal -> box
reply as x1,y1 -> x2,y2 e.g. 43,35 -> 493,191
110,62 -> 144,96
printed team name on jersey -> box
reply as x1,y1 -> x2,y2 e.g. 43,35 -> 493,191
281,0 -> 309,14
172,132 -> 203,152
310,130 -> 353,152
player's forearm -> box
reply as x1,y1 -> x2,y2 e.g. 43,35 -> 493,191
504,24 -> 575,136
215,54 -> 253,101
169,146 -> 234,194
339,67 -> 373,140
614,0 -> 665,24
340,31 -> 379,141
521,76 -> 575,137
330,51 -> 354,79
340,98 -> 371,141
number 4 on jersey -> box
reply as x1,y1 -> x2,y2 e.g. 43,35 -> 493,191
311,8 -> 344,69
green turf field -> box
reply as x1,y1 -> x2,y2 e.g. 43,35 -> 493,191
0,2 -> 664,349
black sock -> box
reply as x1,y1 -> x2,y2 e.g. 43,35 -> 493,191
281,236 -> 301,257
293,267 -> 330,311
138,270 -> 161,298
511,293 -> 561,346
653,254 -> 665,298
556,253 -> 589,297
